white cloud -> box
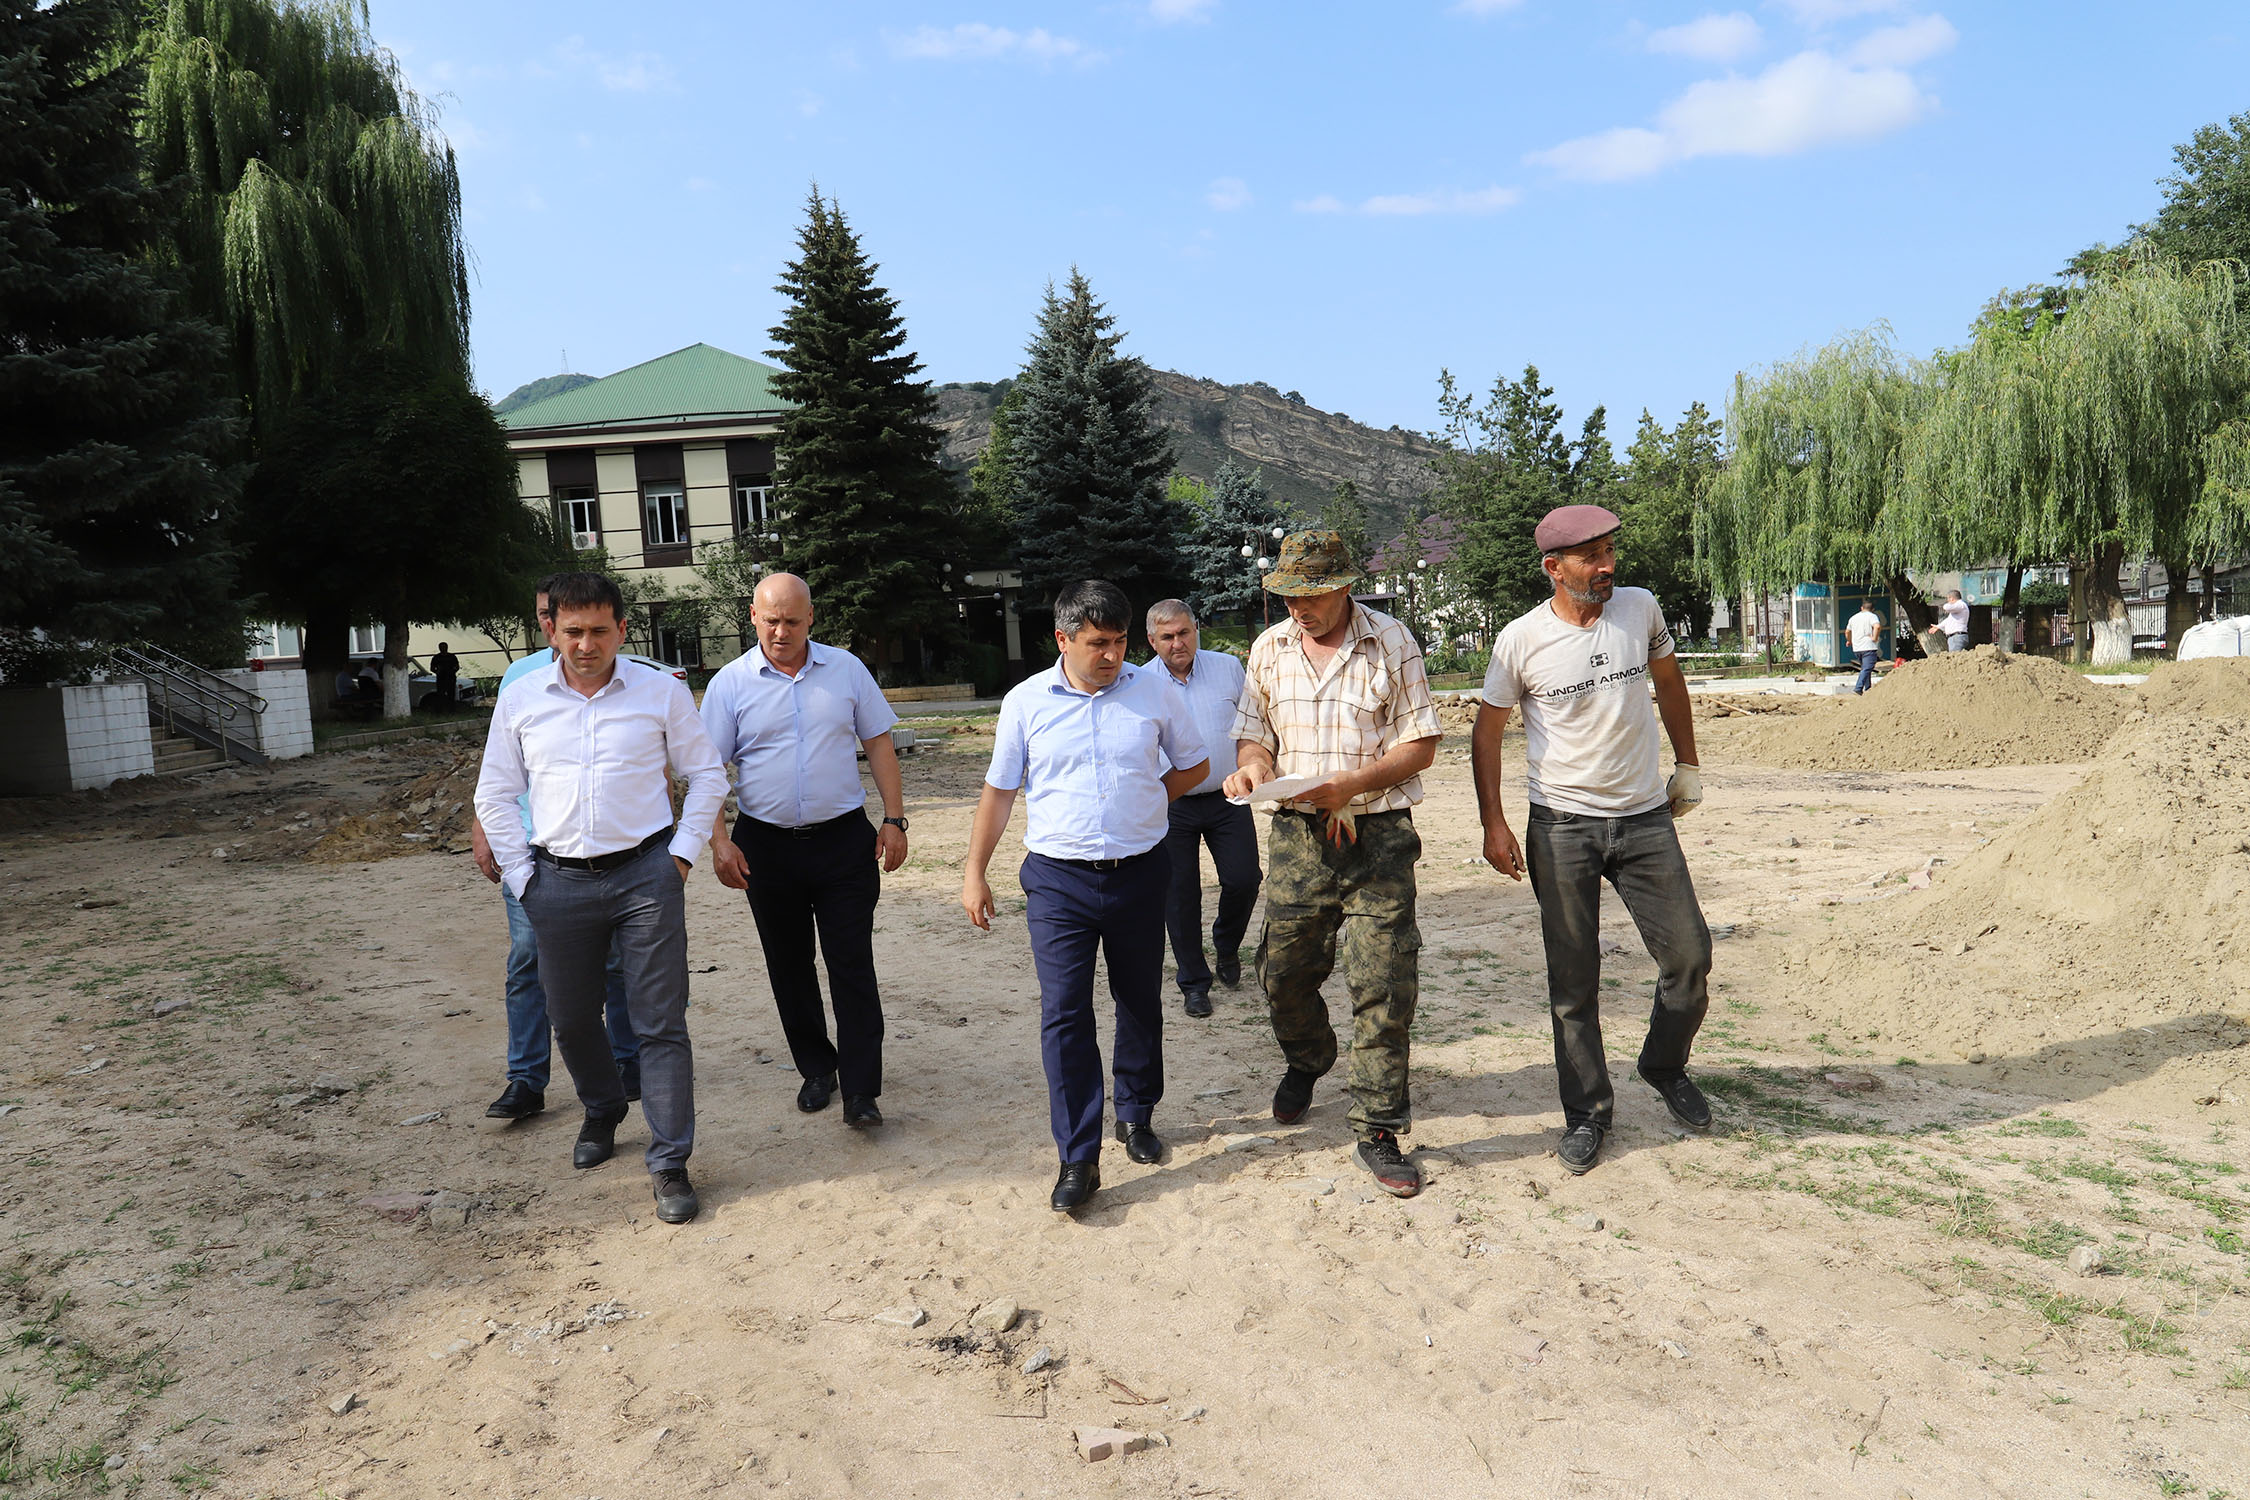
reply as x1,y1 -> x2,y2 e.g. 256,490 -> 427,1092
1149,0 -> 1217,21
1848,13 -> 1956,65
1205,176 -> 1252,211
1528,46 -> 1938,180
552,35 -> 675,93
1772,0 -> 1902,21
886,23 -> 1096,66
1294,185 -> 1520,215
1648,11 -> 1763,62
1451,0 -> 1525,12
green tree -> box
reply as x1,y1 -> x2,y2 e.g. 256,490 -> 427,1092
0,0 -> 244,659
1615,404 -> 1720,642
1007,270 -> 1181,614
1185,461 -> 1287,630
241,350 -> 540,717
766,191 -> 960,673
1319,479 -> 1373,574
2142,110 -> 2250,300
1568,406 -> 1621,499
1430,364 -> 1573,632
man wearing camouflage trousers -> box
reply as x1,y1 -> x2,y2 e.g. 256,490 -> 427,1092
1224,531 -> 1443,1198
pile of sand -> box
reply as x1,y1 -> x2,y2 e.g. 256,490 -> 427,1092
1731,648 -> 2127,769
1692,693 -> 1819,720
306,745 -> 480,864
2136,655 -> 2250,719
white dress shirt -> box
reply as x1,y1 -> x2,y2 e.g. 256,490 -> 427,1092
698,641 -> 899,827
475,656 -> 727,898
1156,647 -> 1246,795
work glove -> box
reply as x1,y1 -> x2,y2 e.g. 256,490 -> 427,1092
1322,804 -> 1358,847
1667,763 -> 1704,819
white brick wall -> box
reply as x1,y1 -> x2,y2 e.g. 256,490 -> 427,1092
59,682 -> 154,789
219,667 -> 312,760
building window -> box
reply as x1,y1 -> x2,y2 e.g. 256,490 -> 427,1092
641,482 -> 688,548
731,473 -> 773,537
350,624 -> 385,656
649,605 -> 703,668
555,486 -> 601,550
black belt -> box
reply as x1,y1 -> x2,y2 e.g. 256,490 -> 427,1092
736,808 -> 864,840
534,826 -> 673,871
1037,846 -> 1164,872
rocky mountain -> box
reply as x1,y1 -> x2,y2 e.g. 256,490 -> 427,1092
933,371 -> 1441,535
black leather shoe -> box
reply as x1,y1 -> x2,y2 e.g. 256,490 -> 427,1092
797,1071 -> 837,1113
485,1081 -> 544,1120
1272,1067 -> 1318,1125
1650,1074 -> 1713,1130
1183,988 -> 1213,1019
1214,953 -> 1242,988
1114,1119 -> 1163,1164
1050,1161 -> 1100,1212
652,1168 -> 699,1224
843,1095 -> 883,1129
573,1110 -> 626,1169
1557,1122 -> 1606,1175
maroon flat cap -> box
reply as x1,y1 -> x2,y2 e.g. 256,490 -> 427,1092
1534,503 -> 1622,554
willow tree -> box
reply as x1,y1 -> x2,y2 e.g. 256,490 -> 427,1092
1698,328 -> 1938,635
1916,257 -> 2250,664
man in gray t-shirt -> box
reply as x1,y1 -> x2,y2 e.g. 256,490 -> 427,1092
1471,504 -> 1715,1176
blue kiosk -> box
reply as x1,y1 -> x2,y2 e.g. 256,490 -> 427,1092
1790,583 -> 1893,667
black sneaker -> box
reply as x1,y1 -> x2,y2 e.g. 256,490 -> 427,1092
485,1081 -> 544,1120
652,1168 -> 699,1224
796,1071 -> 836,1113
1183,988 -> 1213,1019
1272,1067 -> 1317,1124
1650,1075 -> 1712,1130
1353,1131 -> 1422,1198
1557,1122 -> 1605,1175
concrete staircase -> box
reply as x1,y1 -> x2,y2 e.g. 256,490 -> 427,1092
151,731 -> 224,777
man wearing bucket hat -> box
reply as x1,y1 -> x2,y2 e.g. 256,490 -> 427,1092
1223,531 -> 1443,1198
1470,504 -> 1714,1177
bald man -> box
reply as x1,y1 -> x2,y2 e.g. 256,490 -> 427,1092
702,574 -> 909,1129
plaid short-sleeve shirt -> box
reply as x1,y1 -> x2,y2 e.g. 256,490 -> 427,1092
1229,604 -> 1444,814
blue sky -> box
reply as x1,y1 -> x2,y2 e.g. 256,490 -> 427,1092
375,1 -> 2247,440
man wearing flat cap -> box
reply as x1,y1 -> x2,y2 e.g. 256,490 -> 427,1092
1470,503 -> 1714,1176
1224,531 -> 1443,1199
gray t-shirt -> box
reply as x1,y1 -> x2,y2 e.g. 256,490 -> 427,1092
1482,587 -> 1675,818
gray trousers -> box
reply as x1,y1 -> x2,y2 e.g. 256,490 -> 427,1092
521,840 -> 694,1172
1524,803 -> 1711,1131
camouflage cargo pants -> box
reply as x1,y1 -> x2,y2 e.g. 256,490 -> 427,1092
1256,808 -> 1421,1139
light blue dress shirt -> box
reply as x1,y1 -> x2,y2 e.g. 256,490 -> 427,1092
1154,648 -> 1246,795
699,641 -> 899,827
496,649 -> 556,838
985,660 -> 1209,860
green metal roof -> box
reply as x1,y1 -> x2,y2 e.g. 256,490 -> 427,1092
498,343 -> 793,432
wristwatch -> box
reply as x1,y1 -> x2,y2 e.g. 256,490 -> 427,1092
882,816 -> 909,831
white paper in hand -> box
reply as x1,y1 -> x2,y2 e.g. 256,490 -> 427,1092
1228,773 -> 1332,807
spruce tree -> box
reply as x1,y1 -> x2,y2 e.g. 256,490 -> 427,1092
1007,271 -> 1181,612
767,191 -> 959,671
1185,461 -> 1288,629
0,0 -> 243,659
1431,364 -> 1573,630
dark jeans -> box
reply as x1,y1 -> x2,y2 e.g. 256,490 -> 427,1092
1524,803 -> 1711,1131
520,841 -> 695,1172
1020,847 -> 1169,1163
1853,649 -> 1878,694
734,810 -> 885,1099
502,886 -> 638,1094
1162,792 -> 1262,994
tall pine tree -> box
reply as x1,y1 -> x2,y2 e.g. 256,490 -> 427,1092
766,191 -> 958,672
1007,271 -> 1180,614
0,0 -> 243,661
1430,364 -> 1574,631
1185,461 -> 1287,629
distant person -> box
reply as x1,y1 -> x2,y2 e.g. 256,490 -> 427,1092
961,580 -> 1208,1214
1472,503 -> 1715,1177
353,660 -> 381,701
1939,589 -> 1971,652
1846,600 -> 1883,694
701,572 -> 908,1131
1145,599 -> 1261,1020
431,642 -> 460,707
474,570 -> 727,1225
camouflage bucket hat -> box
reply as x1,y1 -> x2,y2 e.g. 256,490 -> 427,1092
1263,529 -> 1365,597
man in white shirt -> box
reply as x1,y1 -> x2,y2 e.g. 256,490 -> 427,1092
1846,598 -> 1884,694
1939,589 -> 1971,651
1471,505 -> 1714,1176
474,571 -> 728,1224
702,573 -> 907,1130
1145,599 -> 1260,1019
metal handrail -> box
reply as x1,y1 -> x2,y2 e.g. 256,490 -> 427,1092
113,642 -> 267,714
107,647 -> 268,768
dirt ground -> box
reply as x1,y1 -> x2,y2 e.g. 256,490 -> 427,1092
1,703 -> 2245,1499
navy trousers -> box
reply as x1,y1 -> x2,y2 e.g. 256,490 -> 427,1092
1020,847 -> 1170,1163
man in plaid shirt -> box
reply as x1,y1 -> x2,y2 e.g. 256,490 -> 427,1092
1224,531 -> 1443,1197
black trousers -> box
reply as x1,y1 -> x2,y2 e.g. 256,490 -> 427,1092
734,810 -> 885,1099
1162,791 -> 1263,993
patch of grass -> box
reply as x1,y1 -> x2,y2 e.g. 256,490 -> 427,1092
2063,1159 -> 2137,1190
2106,1307 -> 2186,1357
169,1458 -> 219,1492
2013,1220 -> 2092,1260
1995,1113 -> 2086,1140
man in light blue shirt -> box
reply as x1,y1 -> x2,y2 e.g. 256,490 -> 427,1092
469,576 -> 640,1121
1146,599 -> 1262,1019
962,580 -> 1209,1213
701,572 -> 908,1129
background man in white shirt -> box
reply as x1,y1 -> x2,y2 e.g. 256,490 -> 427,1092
1471,505 -> 1714,1177
1846,598 -> 1884,693
703,573 -> 907,1131
1939,589 -> 1971,651
474,571 -> 727,1224
1146,599 -> 1260,1020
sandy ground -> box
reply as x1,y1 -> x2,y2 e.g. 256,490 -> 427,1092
2,715 -> 2246,1499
